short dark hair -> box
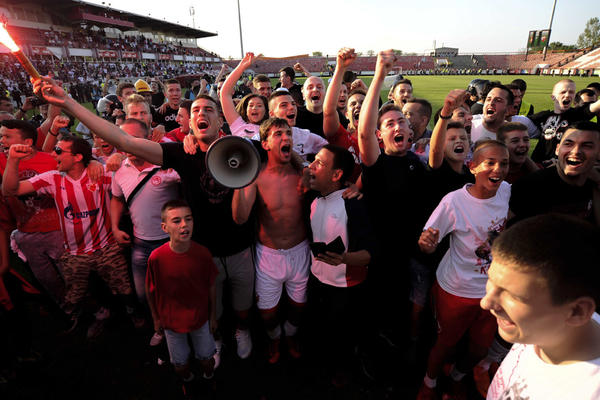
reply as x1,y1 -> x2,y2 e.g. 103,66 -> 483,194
253,74 -> 270,84
322,144 -> 355,185
342,70 -> 357,84
347,89 -> 366,100
446,121 -> 465,131
510,78 -> 527,92
492,214 -> 600,306
165,79 -> 181,87
279,67 -> 295,80
120,118 -> 150,137
236,94 -> 268,124
497,122 -> 528,143
586,82 -> 600,92
116,82 -> 135,97
391,78 -> 413,92
259,118 -> 290,142
406,98 -> 432,119
377,103 -> 403,129
58,134 -> 92,167
161,199 -> 191,222
0,96 -> 11,104
192,95 -> 219,110
558,120 -> 600,140
0,119 -> 37,144
179,99 -> 193,115
574,88 -> 596,106
487,83 -> 514,106
268,90 -> 294,106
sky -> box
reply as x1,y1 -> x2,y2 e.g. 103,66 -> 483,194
86,0 -> 598,59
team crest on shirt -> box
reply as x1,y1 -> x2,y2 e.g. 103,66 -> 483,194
86,182 -> 98,192
151,175 -> 162,186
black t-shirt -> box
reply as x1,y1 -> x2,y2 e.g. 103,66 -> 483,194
471,102 -> 484,115
161,142 -> 254,256
154,104 -> 180,131
361,151 -> 427,260
296,107 -> 324,137
276,82 -> 304,107
152,92 -> 165,108
510,166 -> 594,224
529,104 -> 594,163
425,159 -> 474,214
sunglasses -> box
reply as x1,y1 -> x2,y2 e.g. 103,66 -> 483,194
53,146 -> 73,155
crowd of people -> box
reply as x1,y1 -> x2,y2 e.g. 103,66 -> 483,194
0,47 -> 599,400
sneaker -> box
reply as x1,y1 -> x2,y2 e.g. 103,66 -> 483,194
267,338 -> 280,364
285,335 -> 301,359
87,307 -> 110,339
213,339 -> 222,369
235,329 -> 252,359
150,331 -> 164,346
473,365 -> 491,398
416,383 -> 438,400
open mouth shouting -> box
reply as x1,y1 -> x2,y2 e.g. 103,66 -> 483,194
454,144 -> 465,154
197,120 -> 209,131
488,176 -> 502,184
565,156 -> 583,167
485,107 -> 496,118
280,143 -> 292,157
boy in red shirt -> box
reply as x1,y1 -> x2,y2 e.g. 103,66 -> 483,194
146,199 -> 218,394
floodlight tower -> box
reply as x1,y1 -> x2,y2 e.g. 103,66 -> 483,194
237,0 -> 244,58
542,0 -> 558,61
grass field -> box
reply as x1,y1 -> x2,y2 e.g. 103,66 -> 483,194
290,74 -> 599,129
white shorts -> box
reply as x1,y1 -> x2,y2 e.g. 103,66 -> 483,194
255,240 -> 310,310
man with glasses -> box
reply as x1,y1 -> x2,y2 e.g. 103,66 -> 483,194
2,134 -> 140,337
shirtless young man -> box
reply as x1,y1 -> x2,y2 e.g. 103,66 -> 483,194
233,117 -> 308,364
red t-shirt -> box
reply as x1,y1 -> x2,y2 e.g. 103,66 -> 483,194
165,127 -> 186,143
147,241 -> 218,333
0,152 -> 61,233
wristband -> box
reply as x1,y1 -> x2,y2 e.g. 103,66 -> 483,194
49,130 -> 59,137
439,113 -> 452,120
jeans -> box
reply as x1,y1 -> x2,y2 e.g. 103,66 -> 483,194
131,236 -> 168,304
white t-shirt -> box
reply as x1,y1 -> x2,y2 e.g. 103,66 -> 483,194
470,115 -> 497,143
424,181 -> 511,298
488,314 -> 600,400
230,116 -> 260,139
252,126 -> 328,161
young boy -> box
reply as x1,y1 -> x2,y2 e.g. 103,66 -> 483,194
482,214 -> 600,399
417,139 -> 510,399
146,200 -> 218,394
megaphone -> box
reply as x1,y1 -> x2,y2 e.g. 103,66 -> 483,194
206,136 -> 261,189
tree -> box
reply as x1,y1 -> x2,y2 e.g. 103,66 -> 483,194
312,51 -> 323,57
393,49 -> 403,56
548,41 -> 576,51
367,50 -> 375,56
577,17 -> 600,48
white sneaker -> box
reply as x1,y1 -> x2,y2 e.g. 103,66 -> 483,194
213,339 -> 222,369
235,328 -> 252,359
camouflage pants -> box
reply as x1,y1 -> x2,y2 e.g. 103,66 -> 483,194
60,243 -> 132,315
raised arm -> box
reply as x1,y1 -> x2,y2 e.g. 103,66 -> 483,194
429,89 -> 469,169
2,145 -> 36,197
232,181 -> 257,225
358,50 -> 396,167
209,64 -> 228,100
293,62 -> 312,78
323,48 -> 356,138
34,77 -> 163,166
220,53 -> 257,126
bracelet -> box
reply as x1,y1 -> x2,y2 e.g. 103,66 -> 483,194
49,130 -> 59,137
439,113 -> 452,120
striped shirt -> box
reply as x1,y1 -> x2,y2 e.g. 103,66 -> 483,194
29,170 -> 114,255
